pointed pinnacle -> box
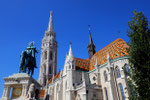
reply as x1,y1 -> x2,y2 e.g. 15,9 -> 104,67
48,11 -> 54,32
68,43 -> 73,58
107,52 -> 110,60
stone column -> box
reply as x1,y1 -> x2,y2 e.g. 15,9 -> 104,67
22,85 -> 28,97
2,85 -> 10,98
22,85 -> 25,96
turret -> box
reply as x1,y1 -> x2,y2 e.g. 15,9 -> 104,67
88,25 -> 96,59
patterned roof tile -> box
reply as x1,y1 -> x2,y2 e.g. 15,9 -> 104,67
74,58 -> 90,71
89,38 -> 129,70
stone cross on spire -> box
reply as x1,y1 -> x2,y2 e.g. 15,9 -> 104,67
48,11 -> 54,32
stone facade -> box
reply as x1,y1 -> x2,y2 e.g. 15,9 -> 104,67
39,11 -> 130,100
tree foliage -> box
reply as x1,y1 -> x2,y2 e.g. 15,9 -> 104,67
127,10 -> 150,100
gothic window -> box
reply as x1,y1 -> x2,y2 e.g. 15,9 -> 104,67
49,65 -> 52,75
50,51 -> 53,60
45,51 -> 47,60
119,83 -> 125,100
65,81 -> 67,90
104,87 -> 109,100
104,71 -> 108,82
124,64 -> 130,76
115,66 -> 121,78
69,65 -> 71,69
43,64 -> 46,74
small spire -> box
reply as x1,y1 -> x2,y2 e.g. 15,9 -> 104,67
48,11 -> 54,32
68,42 -> 73,59
94,58 -> 98,68
89,24 -> 91,32
88,25 -> 96,59
88,25 -> 94,46
107,52 -> 110,59
95,58 -> 98,66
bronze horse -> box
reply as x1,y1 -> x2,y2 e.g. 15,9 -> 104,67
19,42 -> 38,77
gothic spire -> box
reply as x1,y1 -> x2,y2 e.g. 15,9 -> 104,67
68,42 -> 73,59
88,25 -> 96,59
88,25 -> 94,46
48,11 -> 54,32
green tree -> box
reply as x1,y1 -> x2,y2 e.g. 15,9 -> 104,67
127,10 -> 150,100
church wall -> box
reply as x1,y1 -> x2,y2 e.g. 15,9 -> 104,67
88,57 -> 130,100
113,58 -> 129,100
74,71 -> 84,85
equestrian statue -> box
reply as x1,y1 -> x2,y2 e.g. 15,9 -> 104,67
19,42 -> 38,77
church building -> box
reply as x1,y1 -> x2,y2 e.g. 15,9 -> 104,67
38,11 -> 130,100
0,11 -> 131,100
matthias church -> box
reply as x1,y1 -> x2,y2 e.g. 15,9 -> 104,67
1,11 -> 130,100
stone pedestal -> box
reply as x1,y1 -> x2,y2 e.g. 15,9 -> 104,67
0,73 -> 41,100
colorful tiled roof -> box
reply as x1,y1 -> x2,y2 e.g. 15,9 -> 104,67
48,71 -> 61,84
74,58 -> 90,71
54,71 -> 61,80
89,38 -> 129,70
48,38 -> 128,83
40,89 -> 45,98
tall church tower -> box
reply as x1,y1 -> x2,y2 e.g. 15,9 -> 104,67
88,25 -> 96,59
39,11 -> 57,86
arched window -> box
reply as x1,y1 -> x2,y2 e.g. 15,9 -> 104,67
124,64 -> 130,76
104,87 -> 109,100
115,66 -> 121,78
104,71 -> 108,82
49,65 -> 52,74
50,51 -> 53,60
43,64 -> 46,74
45,51 -> 47,60
65,81 -> 67,90
119,83 -> 125,100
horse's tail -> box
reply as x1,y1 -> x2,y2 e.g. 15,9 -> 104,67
19,51 -> 27,72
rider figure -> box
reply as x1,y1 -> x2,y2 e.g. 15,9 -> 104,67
19,42 -> 38,76
26,42 -> 38,68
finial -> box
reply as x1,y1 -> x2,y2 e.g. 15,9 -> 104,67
48,10 -> 54,32
70,42 -> 72,46
68,42 -> 73,59
118,31 -> 120,38
88,24 -> 91,32
50,10 -> 53,15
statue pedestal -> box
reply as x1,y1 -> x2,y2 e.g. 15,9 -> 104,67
0,73 -> 41,100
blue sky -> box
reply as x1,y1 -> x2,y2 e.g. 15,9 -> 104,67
0,0 -> 150,96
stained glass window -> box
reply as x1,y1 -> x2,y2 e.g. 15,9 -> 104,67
119,83 -> 125,100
